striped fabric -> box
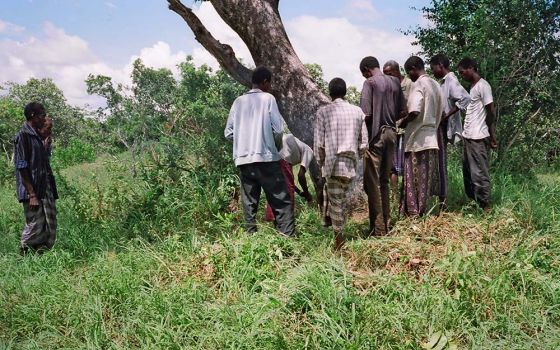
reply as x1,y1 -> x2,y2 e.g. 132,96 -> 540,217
21,185 -> 57,251
323,176 -> 352,234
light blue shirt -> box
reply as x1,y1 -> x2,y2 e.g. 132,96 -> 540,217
225,89 -> 284,166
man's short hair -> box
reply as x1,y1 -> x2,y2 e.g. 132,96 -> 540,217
359,56 -> 380,72
404,56 -> 425,71
251,66 -> 272,84
457,57 -> 478,71
328,78 -> 347,98
429,54 -> 450,69
24,102 -> 46,121
383,60 -> 400,73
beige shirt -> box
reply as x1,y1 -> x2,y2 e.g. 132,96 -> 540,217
405,75 -> 444,152
279,134 -> 314,168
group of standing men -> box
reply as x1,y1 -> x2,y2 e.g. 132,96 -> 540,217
225,54 -> 497,250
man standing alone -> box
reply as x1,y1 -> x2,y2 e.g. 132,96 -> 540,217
224,66 -> 295,236
359,56 -> 405,235
315,78 -> 368,250
14,102 -> 58,255
457,57 -> 497,211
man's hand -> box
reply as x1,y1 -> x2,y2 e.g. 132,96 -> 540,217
490,137 -> 498,150
28,194 -> 39,210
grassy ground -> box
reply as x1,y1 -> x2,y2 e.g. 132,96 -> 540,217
0,154 -> 559,349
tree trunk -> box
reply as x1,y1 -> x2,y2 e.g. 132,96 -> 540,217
167,0 -> 332,194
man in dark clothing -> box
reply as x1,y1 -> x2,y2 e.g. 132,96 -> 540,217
14,102 -> 58,255
359,56 -> 405,235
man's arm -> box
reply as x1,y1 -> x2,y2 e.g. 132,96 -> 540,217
445,79 -> 471,120
269,97 -> 284,149
296,166 -> 312,202
14,136 -> 39,209
400,84 -> 423,128
360,80 -> 373,124
313,109 -> 325,167
485,102 -> 497,149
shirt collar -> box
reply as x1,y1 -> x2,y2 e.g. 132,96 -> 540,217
21,122 -> 40,138
247,88 -> 263,94
333,98 -> 346,103
442,71 -> 456,82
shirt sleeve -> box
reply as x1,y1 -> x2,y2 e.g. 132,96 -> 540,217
360,80 -> 373,118
297,140 -> 313,169
450,79 -> 471,112
269,96 -> 284,137
14,134 -> 30,169
481,81 -> 494,106
407,82 -> 423,113
314,109 -> 325,167
224,100 -> 236,141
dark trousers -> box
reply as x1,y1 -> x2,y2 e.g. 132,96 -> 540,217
363,128 -> 396,234
462,138 -> 491,208
239,161 -> 295,236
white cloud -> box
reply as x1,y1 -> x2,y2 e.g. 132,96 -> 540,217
105,1 -> 116,9
0,20 -> 25,34
0,22 -> 189,107
346,0 -> 380,19
286,16 -> 414,88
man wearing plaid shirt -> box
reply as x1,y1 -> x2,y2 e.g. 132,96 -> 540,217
314,78 -> 368,250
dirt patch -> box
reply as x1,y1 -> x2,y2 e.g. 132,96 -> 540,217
342,210 -> 524,292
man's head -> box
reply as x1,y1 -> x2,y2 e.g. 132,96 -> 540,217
457,57 -> 478,82
328,77 -> 347,100
24,102 -> 46,130
38,117 -> 53,139
383,60 -> 402,79
251,66 -> 272,92
429,54 -> 450,79
404,56 -> 425,82
359,56 -> 380,79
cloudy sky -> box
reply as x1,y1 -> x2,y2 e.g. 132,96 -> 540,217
0,0 -> 429,107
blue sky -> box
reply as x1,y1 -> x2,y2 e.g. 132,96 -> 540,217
0,0 -> 430,106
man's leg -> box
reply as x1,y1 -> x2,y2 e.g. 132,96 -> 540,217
462,139 -> 475,201
437,125 -> 449,209
265,160 -> 294,221
260,162 -> 295,236
363,148 -> 384,235
467,138 -> 491,209
239,164 -> 262,234
326,176 -> 352,250
21,201 -> 48,252
42,188 -> 57,250
380,129 -> 396,233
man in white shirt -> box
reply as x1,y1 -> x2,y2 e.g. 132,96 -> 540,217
315,78 -> 368,250
400,56 -> 445,216
224,66 -> 295,236
430,54 -> 471,208
457,57 -> 497,211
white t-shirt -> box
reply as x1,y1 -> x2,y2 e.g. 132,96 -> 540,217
279,134 -> 314,168
404,75 -> 444,152
463,78 -> 493,140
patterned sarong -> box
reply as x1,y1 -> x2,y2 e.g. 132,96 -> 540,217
21,185 -> 57,251
323,176 -> 352,233
399,149 -> 440,216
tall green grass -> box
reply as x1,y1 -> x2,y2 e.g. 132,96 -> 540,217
1,153 -> 559,349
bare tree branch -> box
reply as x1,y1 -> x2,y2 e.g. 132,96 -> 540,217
167,0 -> 252,87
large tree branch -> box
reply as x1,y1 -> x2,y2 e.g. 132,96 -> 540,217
167,0 -> 252,87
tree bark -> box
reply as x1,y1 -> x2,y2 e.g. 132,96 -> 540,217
167,0 -> 329,147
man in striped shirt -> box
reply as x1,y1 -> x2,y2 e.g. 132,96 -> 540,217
314,78 -> 368,250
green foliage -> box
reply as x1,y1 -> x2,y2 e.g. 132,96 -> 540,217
409,0 -> 560,168
51,138 -> 96,169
